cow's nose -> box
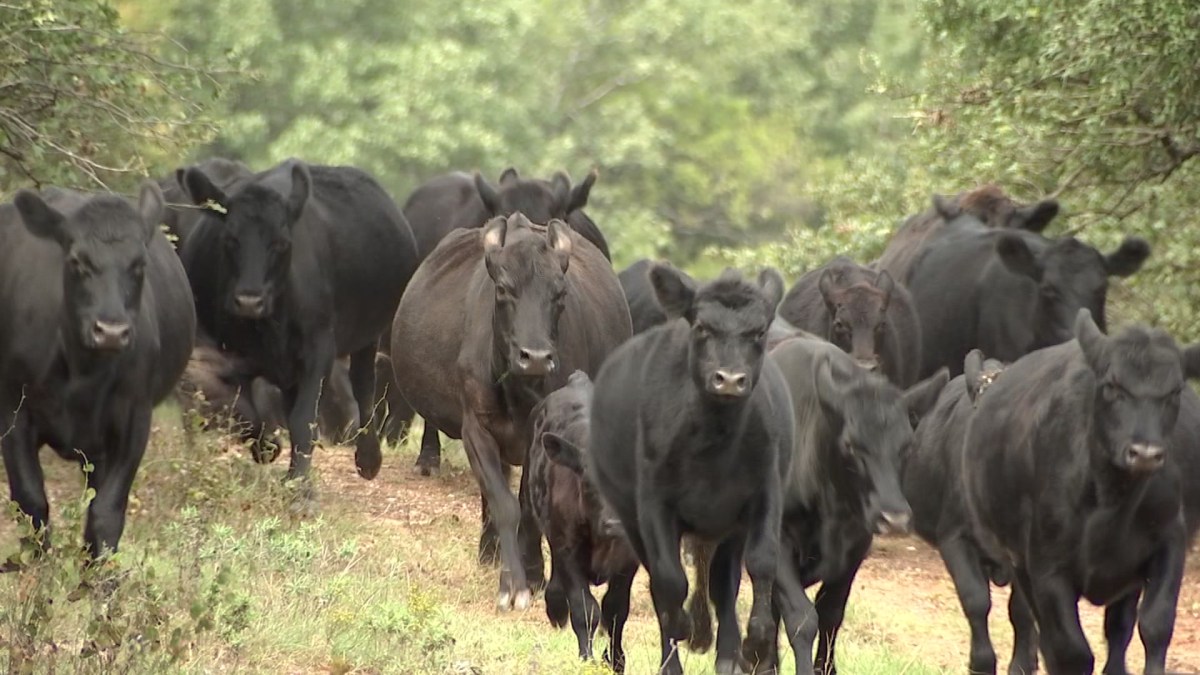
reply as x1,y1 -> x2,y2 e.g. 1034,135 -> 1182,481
879,509 -> 912,535
709,369 -> 748,397
1126,443 -> 1165,472
234,293 -> 266,318
516,348 -> 555,375
91,320 -> 131,350
854,358 -> 880,372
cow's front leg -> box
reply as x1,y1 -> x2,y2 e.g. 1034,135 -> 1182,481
461,408 -> 529,611
1137,524 -> 1186,675
284,334 -> 335,515
741,472 -> 782,673
83,404 -> 152,559
636,492 -> 688,675
2,409 -> 50,569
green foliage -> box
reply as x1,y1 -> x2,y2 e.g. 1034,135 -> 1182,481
158,0 -> 926,268
0,0 -> 222,192
903,0 -> 1200,337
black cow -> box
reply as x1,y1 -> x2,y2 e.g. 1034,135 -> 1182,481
0,183 -> 195,558
617,258 -> 669,334
962,310 -> 1199,674
729,335 -> 945,673
394,167 -> 611,475
900,210 -> 1148,378
390,213 -> 630,610
176,338 -> 359,447
180,159 -> 418,507
777,256 -> 922,387
875,185 -> 1061,282
901,349 -> 1039,674
521,371 -> 639,671
589,264 -> 795,675
158,157 -> 253,248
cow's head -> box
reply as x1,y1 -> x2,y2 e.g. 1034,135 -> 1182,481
185,162 -> 310,319
538,371 -> 595,475
814,354 -> 948,534
933,186 -> 1060,233
819,268 -> 894,372
1076,309 -> 1198,474
996,232 -> 1149,348
652,264 -> 784,402
483,213 -> 573,378
15,182 -> 162,352
475,168 -> 595,224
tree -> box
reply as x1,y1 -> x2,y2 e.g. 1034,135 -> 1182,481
0,0 -> 220,192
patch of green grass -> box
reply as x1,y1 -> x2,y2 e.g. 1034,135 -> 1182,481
0,404 -> 952,674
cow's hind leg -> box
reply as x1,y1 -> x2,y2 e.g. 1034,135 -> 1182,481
938,535 -> 997,674
414,421 -> 442,476
1007,583 -> 1038,675
563,548 -> 601,661
686,537 -> 715,654
1100,591 -> 1137,675
602,567 -> 636,673
708,536 -> 746,675
812,553 -> 865,675
348,344 -> 384,479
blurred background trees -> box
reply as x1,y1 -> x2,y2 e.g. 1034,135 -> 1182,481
3,0 -> 1198,334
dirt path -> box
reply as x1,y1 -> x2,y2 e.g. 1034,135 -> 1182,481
319,444 -> 1200,674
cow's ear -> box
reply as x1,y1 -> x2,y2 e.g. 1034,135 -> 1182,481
933,193 -> 960,220
650,262 -> 697,321
817,268 -> 838,312
542,432 -> 585,475
1182,343 -> 1200,381
550,171 -> 572,216
136,180 -> 166,244
566,169 -> 597,213
1104,237 -> 1150,278
996,233 -> 1042,281
905,368 -> 949,426
475,172 -> 501,216
184,168 -> 228,217
481,216 -> 508,281
758,268 -> 785,316
14,190 -> 70,247
498,167 -> 520,186
1075,308 -> 1109,374
963,349 -> 985,400
1014,199 -> 1059,233
875,270 -> 895,312
813,353 -> 845,412
547,219 -> 573,273
287,162 -> 311,226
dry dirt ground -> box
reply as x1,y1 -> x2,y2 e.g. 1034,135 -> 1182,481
317,444 -> 1200,674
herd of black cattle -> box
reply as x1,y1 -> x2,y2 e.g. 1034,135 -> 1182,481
1,158 -> 1197,675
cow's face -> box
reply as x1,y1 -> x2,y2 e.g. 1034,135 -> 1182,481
652,265 -> 784,402
820,270 -> 893,372
996,233 -> 1149,350
483,214 -> 573,378
186,163 -> 310,319
475,168 -> 588,226
15,183 -> 161,352
814,358 -> 948,534
1077,310 -> 1186,474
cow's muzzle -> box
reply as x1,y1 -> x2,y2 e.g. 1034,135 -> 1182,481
89,320 -> 131,351
1125,443 -> 1165,473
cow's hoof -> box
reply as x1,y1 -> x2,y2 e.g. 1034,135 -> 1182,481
355,437 -> 382,480
513,588 -> 532,611
414,455 -> 441,477
660,609 -> 691,642
715,657 -> 738,675
250,440 -> 280,464
604,648 -> 627,674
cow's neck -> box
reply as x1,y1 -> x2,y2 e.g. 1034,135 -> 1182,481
1088,439 -> 1154,509
44,326 -> 129,449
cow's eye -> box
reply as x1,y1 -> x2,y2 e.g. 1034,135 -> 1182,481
1103,381 -> 1125,402
496,285 -> 513,300
68,255 -> 90,277
694,324 -> 711,340
833,320 -> 848,334
129,260 -> 146,278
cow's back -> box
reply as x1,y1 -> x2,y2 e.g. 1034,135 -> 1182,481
875,209 -> 942,282
402,172 -> 484,259
617,259 -> 669,334
903,376 -> 973,544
